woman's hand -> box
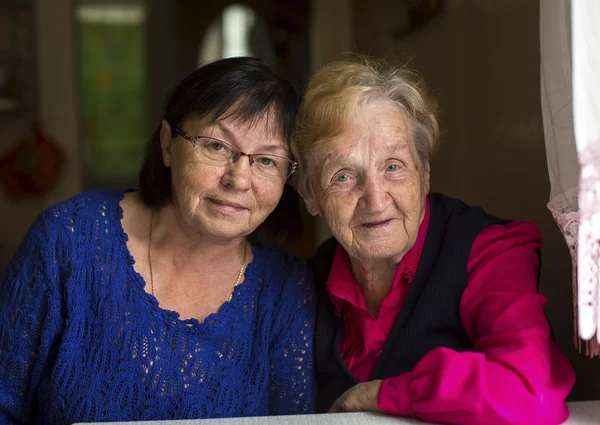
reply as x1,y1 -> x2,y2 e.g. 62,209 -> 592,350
329,380 -> 384,413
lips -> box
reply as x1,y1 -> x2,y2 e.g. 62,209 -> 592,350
210,199 -> 245,209
207,198 -> 248,213
360,218 -> 392,228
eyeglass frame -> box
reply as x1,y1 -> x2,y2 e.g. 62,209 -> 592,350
171,126 -> 298,180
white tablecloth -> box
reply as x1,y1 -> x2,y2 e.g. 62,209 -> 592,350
76,401 -> 600,425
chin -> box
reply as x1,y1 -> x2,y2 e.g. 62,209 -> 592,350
352,241 -> 408,261
210,220 -> 253,236
188,215 -> 250,241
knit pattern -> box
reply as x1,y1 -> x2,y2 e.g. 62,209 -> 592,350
0,190 -> 316,425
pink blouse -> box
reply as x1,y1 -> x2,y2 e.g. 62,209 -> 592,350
326,199 -> 575,425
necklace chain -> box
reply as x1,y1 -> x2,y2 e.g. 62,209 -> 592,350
147,210 -> 248,300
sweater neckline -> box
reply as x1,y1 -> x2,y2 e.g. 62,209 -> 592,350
111,190 -> 261,331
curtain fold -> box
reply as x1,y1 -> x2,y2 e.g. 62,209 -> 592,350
541,0 -> 600,357
573,0 -> 600,351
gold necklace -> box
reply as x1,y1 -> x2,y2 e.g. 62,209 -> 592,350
147,210 -> 248,300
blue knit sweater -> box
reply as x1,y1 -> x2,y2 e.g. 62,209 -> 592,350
0,190 -> 316,425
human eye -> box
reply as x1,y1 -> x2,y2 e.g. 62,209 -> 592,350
206,140 -> 227,151
256,156 -> 278,167
202,139 -> 235,155
384,159 -> 406,173
331,170 -> 355,185
198,138 -> 234,161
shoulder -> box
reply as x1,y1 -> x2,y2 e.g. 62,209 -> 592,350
428,193 -> 510,246
476,220 -> 542,246
254,246 -> 316,333
428,192 -> 542,250
22,190 -> 116,236
254,244 -> 315,298
54,189 -> 125,213
42,189 -> 125,224
428,193 -> 502,223
429,193 -> 541,242
25,190 -> 126,251
255,244 -> 314,281
469,220 -> 542,272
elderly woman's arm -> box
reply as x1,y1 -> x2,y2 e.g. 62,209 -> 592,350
0,210 -> 63,425
268,259 -> 317,415
374,221 -> 575,425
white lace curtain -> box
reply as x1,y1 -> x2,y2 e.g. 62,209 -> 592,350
541,0 -> 600,357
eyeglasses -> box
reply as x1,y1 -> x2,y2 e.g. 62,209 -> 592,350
172,127 -> 297,181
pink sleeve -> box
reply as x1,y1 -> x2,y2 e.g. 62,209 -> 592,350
377,221 -> 575,425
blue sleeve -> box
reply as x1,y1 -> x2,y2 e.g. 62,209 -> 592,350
0,210 -> 64,425
267,258 -> 317,416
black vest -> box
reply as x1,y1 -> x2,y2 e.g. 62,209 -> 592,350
312,193 -> 505,413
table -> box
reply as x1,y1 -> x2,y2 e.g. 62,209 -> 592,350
77,401 -> 600,425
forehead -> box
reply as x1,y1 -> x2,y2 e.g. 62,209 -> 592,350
184,111 -> 288,148
312,100 -> 413,163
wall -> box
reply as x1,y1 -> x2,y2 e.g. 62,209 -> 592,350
0,0 -> 39,268
1,1 -> 181,270
354,0 -> 600,400
0,0 -> 80,270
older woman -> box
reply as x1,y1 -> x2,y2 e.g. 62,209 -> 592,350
0,57 -> 315,425
292,55 -> 575,425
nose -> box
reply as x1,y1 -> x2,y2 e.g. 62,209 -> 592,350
221,155 -> 252,190
358,173 -> 392,213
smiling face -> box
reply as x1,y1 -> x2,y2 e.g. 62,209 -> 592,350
304,100 -> 430,262
160,112 -> 289,243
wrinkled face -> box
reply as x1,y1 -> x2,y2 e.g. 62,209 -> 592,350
304,100 -> 429,262
160,113 -> 289,243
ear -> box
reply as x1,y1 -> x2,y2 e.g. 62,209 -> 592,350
160,120 -> 174,167
423,161 -> 431,195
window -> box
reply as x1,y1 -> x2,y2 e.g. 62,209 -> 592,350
199,4 -> 275,68
76,1 -> 145,188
